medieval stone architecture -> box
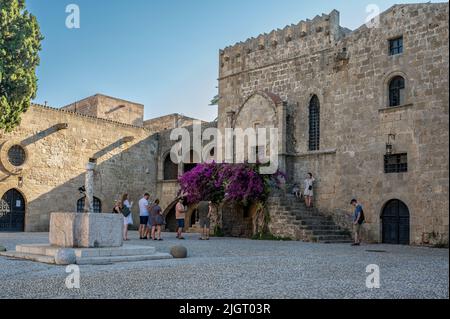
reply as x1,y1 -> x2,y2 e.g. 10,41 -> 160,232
0,3 -> 448,246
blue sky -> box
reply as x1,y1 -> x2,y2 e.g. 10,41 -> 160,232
27,0 -> 445,121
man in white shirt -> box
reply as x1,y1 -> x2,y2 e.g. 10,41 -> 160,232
138,193 -> 150,239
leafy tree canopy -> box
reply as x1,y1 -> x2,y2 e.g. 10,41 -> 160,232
0,0 -> 43,132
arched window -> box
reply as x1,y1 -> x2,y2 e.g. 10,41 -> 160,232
77,197 -> 102,213
183,150 -> 200,173
163,154 -> 179,180
389,76 -> 405,107
308,95 -> 320,151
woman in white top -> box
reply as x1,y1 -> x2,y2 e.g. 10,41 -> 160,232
122,193 -> 134,241
304,173 -> 315,208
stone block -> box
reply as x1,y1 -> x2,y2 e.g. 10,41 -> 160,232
49,213 -> 123,248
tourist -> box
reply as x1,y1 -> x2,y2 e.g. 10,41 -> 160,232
350,199 -> 365,246
138,193 -> 150,240
175,197 -> 187,240
198,201 -> 211,240
150,199 -> 164,241
122,193 -> 133,241
292,183 -> 301,200
112,200 -> 122,214
304,173 -> 315,208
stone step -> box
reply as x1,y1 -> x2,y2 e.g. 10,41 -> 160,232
310,230 -> 349,236
312,235 -> 352,242
16,244 -> 157,258
0,250 -> 55,264
76,252 -> 173,265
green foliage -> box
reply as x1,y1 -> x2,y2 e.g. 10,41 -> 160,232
0,0 -> 43,132
251,232 -> 292,241
213,225 -> 224,238
209,94 -> 220,106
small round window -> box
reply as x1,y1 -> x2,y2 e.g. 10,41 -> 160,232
7,145 -> 26,167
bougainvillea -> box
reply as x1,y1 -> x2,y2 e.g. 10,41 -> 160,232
178,162 -> 285,206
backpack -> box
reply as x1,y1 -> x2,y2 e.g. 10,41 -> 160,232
358,208 -> 365,225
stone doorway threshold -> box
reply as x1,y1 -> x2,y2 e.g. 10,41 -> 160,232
0,244 -> 172,265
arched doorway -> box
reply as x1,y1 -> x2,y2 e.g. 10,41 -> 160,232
0,189 -> 25,232
162,199 -> 179,232
381,199 -> 410,245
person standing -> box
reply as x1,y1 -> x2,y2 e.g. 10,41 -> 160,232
175,198 -> 187,240
121,193 -> 133,241
150,199 -> 164,241
198,201 -> 211,240
304,173 -> 315,208
350,199 -> 365,246
112,200 -> 122,215
138,193 -> 150,240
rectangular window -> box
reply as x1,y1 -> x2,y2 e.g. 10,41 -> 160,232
384,153 -> 408,173
389,37 -> 403,55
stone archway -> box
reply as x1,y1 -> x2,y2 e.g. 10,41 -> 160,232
381,199 -> 410,245
0,189 -> 26,232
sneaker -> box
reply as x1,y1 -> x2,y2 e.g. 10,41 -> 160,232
158,239 -> 163,241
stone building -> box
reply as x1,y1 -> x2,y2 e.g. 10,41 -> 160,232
218,3 -> 448,245
0,3 -> 448,246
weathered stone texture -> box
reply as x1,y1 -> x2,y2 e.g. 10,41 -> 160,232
49,213 -> 123,248
218,3 -> 449,245
0,104 -> 158,231
62,94 -> 145,127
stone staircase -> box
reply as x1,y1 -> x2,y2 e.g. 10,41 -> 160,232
267,193 -> 352,244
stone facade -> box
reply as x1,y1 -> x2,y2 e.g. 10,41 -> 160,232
218,3 -> 449,245
0,103 -> 158,231
0,3 -> 447,246
144,114 -> 205,134
62,94 -> 144,127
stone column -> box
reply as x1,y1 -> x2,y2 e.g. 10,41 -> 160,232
84,161 -> 96,213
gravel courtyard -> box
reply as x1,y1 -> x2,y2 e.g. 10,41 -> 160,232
0,232 -> 448,299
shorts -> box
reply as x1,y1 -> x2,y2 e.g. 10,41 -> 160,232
353,223 -> 362,236
199,219 -> 210,228
140,216 -> 149,225
304,190 -> 313,197
177,219 -> 185,228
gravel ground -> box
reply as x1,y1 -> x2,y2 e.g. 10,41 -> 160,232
0,232 -> 448,299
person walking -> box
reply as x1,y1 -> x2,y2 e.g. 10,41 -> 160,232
138,193 -> 150,240
175,198 -> 187,240
121,193 -> 133,241
350,199 -> 365,246
304,173 -> 315,208
198,201 -> 211,240
150,199 -> 164,241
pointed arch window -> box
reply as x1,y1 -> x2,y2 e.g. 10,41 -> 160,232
163,154 -> 179,181
309,95 -> 320,151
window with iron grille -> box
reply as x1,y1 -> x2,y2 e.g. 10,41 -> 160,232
389,37 -> 403,55
8,145 -> 26,167
77,197 -> 102,213
309,95 -> 320,151
384,153 -> 408,173
389,76 -> 405,107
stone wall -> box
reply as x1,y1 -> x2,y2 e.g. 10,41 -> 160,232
143,114 -> 205,134
0,104 -> 157,231
218,3 -> 449,245
63,94 -> 144,127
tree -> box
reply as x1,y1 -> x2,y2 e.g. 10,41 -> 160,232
0,0 -> 43,132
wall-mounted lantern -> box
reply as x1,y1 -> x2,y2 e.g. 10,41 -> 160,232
386,134 -> 396,155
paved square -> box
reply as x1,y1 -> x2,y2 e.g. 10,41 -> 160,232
0,232 -> 448,299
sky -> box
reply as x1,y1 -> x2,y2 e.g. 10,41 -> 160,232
26,0 -> 446,122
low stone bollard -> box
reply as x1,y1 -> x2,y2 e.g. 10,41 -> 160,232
55,249 -> 77,265
170,246 -> 188,259
0,245 -> 6,252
